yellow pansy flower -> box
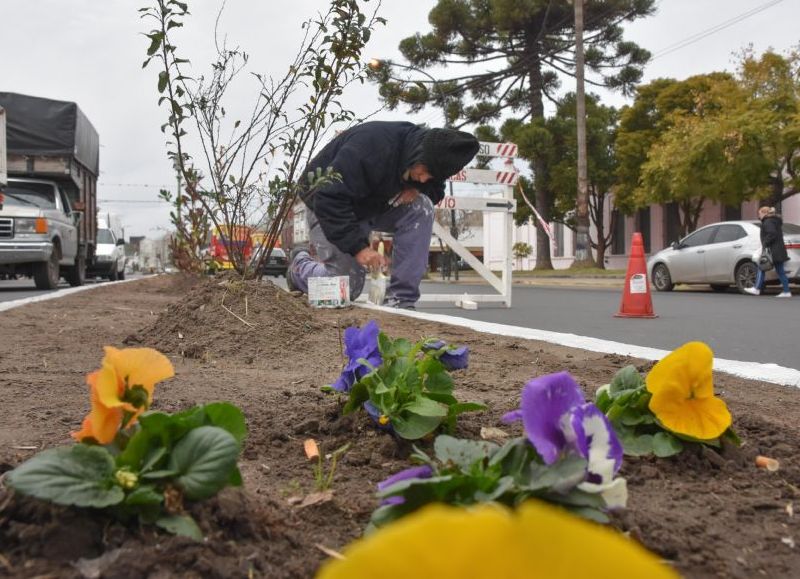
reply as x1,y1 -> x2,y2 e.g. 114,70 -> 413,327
646,341 -> 732,440
316,501 -> 677,579
73,347 -> 174,444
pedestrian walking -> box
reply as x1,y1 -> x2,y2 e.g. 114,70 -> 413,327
745,206 -> 792,297
287,121 -> 479,309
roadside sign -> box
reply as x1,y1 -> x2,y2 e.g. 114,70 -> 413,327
477,141 -> 518,158
436,196 -> 516,212
448,167 -> 519,185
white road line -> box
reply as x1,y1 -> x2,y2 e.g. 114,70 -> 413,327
0,276 -> 152,313
358,303 -> 800,388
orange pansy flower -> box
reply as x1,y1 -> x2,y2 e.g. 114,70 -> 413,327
72,347 -> 174,444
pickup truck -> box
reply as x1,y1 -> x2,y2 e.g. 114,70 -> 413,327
0,177 -> 84,288
0,92 -> 99,289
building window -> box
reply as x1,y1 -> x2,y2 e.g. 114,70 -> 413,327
636,207 -> 651,253
723,204 -> 742,221
553,222 -> 564,257
611,210 -> 625,254
665,202 -> 681,245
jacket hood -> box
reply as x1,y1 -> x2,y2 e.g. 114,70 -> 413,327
399,124 -> 427,173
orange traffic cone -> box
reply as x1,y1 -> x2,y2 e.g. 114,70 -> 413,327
615,232 -> 657,319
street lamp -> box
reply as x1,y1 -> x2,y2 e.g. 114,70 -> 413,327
368,58 -> 460,281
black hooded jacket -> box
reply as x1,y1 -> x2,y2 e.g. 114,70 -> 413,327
299,121 -> 446,256
761,214 -> 789,263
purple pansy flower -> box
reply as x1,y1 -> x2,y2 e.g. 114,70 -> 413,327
422,339 -> 469,370
377,465 -> 433,492
331,320 -> 382,392
503,371 -> 626,508
363,400 -> 394,432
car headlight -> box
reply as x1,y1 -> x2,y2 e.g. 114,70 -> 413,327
14,218 -> 48,235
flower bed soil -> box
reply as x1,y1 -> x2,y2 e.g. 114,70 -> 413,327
1,274 -> 799,578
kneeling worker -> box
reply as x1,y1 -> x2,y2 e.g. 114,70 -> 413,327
287,121 -> 479,309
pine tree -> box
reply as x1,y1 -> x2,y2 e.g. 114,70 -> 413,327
371,0 -> 654,268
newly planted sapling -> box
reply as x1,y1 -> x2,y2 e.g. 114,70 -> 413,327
324,321 -> 484,440
596,342 -> 738,457
6,347 -> 247,540
369,371 -> 628,531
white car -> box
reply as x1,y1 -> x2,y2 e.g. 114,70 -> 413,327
93,227 -> 126,281
647,220 -> 800,294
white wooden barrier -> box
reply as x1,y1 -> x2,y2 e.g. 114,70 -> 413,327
419,143 -> 518,308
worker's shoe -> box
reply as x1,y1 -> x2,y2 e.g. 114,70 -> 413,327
383,296 -> 416,310
743,287 -> 760,296
286,245 -> 310,293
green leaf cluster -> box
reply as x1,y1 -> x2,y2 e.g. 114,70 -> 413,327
339,334 -> 484,440
6,402 -> 247,540
369,434 -> 610,532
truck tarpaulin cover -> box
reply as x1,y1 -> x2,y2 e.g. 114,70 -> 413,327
0,92 -> 99,176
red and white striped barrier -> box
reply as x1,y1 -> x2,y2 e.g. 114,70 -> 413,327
448,167 -> 519,186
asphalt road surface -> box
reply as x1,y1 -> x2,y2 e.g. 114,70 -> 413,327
415,281 -> 798,371
2,275 -> 795,371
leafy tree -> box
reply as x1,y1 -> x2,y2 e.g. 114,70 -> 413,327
736,48 -> 800,206
547,93 -> 618,267
615,73 -> 744,235
372,0 -> 654,269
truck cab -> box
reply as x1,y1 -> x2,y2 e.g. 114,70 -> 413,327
0,177 -> 83,288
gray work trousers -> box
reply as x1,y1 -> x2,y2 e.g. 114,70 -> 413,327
291,195 -> 434,307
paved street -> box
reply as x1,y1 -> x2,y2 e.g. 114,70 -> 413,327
415,281 -> 798,371
2,275 -> 796,371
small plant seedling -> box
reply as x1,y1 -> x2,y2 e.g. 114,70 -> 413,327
312,443 -> 351,491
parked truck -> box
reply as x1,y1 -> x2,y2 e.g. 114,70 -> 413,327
0,92 -> 99,289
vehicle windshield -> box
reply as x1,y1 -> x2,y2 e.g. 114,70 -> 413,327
3,183 -> 57,209
97,229 -> 115,244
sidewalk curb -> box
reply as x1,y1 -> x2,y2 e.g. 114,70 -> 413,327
0,276 -> 155,313
357,302 -> 800,388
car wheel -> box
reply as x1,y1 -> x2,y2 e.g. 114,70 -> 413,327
108,263 -> 119,282
118,270 -> 126,281
735,261 -> 758,294
33,249 -> 61,290
652,263 -> 674,292
65,253 -> 86,287
710,284 -> 729,292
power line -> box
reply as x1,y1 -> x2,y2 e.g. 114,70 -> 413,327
651,0 -> 785,61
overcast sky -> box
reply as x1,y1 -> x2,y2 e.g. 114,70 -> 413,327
2,0 -> 798,238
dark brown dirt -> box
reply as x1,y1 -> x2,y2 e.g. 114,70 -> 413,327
1,274 -> 799,578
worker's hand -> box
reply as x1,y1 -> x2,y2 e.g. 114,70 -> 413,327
392,188 -> 420,207
355,247 -> 389,271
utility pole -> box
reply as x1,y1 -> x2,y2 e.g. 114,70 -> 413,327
572,0 -> 593,267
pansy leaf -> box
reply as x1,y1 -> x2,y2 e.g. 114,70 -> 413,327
124,484 -> 163,506
523,456 -> 588,493
391,412 -> 442,440
610,366 -> 644,395
423,368 -> 454,394
595,386 -> 613,412
403,397 -> 448,418
434,435 -> 497,471
619,430 -> 655,456
424,392 -> 458,406
547,488 -> 607,509
444,402 -> 487,432
201,402 -> 247,443
7,445 -> 124,508
155,514 -> 203,540
342,381 -> 370,415
474,475 -> 515,502
168,426 -> 240,500
619,407 -> 654,426
652,432 -> 683,457
566,506 -> 611,524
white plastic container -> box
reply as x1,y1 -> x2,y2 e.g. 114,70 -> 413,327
308,276 -> 350,308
